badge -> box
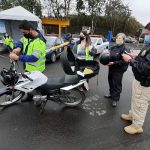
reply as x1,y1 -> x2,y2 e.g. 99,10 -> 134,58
141,50 -> 147,56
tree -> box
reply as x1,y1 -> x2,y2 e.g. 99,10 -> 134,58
0,0 -> 13,10
43,0 -> 72,18
0,0 -> 42,17
14,0 -> 42,17
86,0 -> 106,16
76,0 -> 85,15
104,0 -> 131,34
63,0 -> 72,17
85,0 -> 106,34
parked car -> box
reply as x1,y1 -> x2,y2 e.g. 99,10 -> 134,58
125,36 -> 137,43
72,34 -> 80,43
90,36 -> 109,54
45,36 -> 69,62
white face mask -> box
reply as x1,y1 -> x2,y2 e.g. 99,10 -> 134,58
116,39 -> 124,45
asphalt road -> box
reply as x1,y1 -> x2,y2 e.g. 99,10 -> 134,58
0,45 -> 150,150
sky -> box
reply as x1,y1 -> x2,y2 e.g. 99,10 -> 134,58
123,0 -> 150,26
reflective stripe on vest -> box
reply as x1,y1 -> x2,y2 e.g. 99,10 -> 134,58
77,44 -> 93,61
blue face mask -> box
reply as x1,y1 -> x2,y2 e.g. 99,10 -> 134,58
144,35 -> 150,44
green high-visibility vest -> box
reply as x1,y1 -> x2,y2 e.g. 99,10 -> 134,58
4,37 -> 14,49
21,37 -> 46,72
77,44 -> 93,61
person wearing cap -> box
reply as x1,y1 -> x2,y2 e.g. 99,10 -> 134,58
9,20 -> 46,73
104,33 -> 130,107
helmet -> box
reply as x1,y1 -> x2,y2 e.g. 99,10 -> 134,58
0,68 -> 18,85
99,50 -> 110,65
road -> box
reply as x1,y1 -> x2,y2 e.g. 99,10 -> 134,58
0,45 -> 150,150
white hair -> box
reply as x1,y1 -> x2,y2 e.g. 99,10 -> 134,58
116,33 -> 126,40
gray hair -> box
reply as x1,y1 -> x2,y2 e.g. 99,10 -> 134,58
116,33 -> 126,40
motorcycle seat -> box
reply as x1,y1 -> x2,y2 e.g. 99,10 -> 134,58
39,74 -> 79,90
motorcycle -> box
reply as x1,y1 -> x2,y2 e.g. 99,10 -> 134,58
0,48 -> 99,112
0,65 -> 87,114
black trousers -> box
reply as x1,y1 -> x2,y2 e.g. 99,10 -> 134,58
108,70 -> 124,101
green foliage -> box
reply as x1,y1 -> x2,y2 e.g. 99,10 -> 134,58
68,15 -> 143,36
0,0 -> 13,9
0,0 -> 143,35
0,0 -> 42,17
86,0 -> 106,16
76,0 -> 85,15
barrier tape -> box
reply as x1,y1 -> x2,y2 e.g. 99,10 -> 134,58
48,42 -> 69,51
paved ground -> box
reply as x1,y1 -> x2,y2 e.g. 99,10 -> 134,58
0,45 -> 150,150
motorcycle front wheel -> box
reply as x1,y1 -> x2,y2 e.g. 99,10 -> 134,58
0,87 -> 25,106
61,88 -> 85,107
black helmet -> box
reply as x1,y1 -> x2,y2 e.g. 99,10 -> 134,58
0,68 -> 18,85
99,50 -> 110,65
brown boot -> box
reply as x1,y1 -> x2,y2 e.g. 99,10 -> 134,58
121,114 -> 132,121
124,124 -> 143,134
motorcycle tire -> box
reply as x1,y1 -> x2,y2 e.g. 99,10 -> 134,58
0,88 -> 25,106
61,88 -> 85,107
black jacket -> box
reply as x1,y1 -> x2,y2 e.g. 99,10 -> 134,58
109,44 -> 130,72
130,44 -> 150,86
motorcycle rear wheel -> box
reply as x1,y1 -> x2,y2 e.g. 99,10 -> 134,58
61,88 -> 85,107
0,88 -> 25,106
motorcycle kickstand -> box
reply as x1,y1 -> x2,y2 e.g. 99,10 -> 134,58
40,99 -> 48,114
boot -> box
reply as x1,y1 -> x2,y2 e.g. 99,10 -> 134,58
124,124 -> 143,134
121,114 -> 132,121
112,100 -> 117,107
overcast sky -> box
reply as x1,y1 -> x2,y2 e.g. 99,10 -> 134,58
123,0 -> 150,26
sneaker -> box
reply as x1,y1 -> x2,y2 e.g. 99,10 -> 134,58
104,94 -> 112,98
112,101 -> 117,107
124,124 -> 143,134
121,114 -> 132,121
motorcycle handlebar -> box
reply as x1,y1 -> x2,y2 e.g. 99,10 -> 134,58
21,73 -> 33,82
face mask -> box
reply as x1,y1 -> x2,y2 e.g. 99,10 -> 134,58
144,35 -> 150,44
116,39 -> 124,45
24,33 -> 33,39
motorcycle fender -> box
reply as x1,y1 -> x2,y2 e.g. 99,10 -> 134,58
0,87 -> 10,96
60,80 -> 87,91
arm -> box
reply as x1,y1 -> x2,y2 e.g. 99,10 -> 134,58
13,40 -> 23,55
10,40 -> 41,62
19,55 -> 38,62
129,53 -> 150,75
112,47 -> 130,67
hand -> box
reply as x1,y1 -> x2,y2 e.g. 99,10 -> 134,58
9,52 -> 19,61
107,62 -> 114,66
122,54 -> 132,62
12,48 -> 21,55
128,52 -> 137,59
